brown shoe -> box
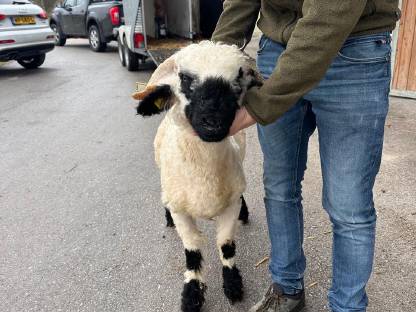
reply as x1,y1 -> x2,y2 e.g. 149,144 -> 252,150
249,283 -> 305,312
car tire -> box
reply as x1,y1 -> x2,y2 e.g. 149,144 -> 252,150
17,54 -> 46,69
50,23 -> 66,46
123,37 -> 138,71
88,25 -> 107,52
118,36 -> 126,67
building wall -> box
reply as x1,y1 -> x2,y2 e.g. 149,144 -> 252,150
392,0 -> 416,97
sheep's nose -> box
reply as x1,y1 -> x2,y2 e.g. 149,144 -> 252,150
202,117 -> 221,130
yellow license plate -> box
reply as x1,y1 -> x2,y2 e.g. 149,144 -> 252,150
14,16 -> 36,25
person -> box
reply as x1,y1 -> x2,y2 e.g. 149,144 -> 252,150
211,1 -> 400,311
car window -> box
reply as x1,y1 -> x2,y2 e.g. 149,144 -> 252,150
0,0 -> 30,4
63,0 -> 76,7
75,0 -> 87,6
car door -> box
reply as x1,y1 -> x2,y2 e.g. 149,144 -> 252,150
71,0 -> 88,36
60,0 -> 76,35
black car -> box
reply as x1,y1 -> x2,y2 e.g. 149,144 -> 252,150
50,0 -> 123,52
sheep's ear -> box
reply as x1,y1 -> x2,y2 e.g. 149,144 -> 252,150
246,67 -> 264,89
135,84 -> 173,116
238,66 -> 264,90
133,56 -> 177,116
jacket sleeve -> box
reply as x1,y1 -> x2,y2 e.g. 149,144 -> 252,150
211,0 -> 261,47
244,0 -> 368,125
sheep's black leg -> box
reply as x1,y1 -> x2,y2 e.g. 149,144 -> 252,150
217,203 -> 244,303
170,212 -> 206,312
238,195 -> 249,225
181,250 -> 206,312
221,241 -> 243,303
165,208 -> 175,227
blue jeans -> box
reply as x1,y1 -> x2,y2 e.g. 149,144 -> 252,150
256,32 -> 391,312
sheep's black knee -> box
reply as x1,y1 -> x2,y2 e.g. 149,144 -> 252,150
165,208 -> 175,227
185,249 -> 202,271
222,266 -> 243,303
221,241 -> 236,259
181,279 -> 206,312
238,195 -> 249,224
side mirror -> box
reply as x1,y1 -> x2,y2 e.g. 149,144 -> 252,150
65,6 -> 72,11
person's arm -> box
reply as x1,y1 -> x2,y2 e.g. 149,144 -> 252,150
211,0 -> 261,47
244,0 -> 368,125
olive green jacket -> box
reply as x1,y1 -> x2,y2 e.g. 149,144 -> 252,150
212,0 -> 400,125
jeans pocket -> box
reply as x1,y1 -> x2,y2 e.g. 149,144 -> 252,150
337,38 -> 391,64
257,35 -> 270,55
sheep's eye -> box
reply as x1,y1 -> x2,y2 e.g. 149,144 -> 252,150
179,72 -> 196,98
179,73 -> 194,84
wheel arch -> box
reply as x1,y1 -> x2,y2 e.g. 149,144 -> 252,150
86,17 -> 105,41
119,26 -> 133,51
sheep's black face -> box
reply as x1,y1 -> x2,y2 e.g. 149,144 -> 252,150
182,73 -> 240,142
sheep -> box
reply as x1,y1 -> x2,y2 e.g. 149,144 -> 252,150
133,41 -> 262,312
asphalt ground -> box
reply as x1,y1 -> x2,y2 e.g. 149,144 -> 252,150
0,37 -> 415,311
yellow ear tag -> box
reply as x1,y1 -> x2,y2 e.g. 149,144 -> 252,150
154,98 -> 164,110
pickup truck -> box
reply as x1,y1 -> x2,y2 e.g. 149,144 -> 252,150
49,0 -> 123,52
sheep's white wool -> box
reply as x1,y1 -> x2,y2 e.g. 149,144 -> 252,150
174,41 -> 248,82
184,270 -> 203,283
156,113 -> 246,219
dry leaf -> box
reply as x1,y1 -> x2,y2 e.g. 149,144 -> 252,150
255,256 -> 269,268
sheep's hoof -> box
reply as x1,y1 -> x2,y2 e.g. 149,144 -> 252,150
181,279 -> 206,312
222,266 -> 244,303
165,208 -> 175,227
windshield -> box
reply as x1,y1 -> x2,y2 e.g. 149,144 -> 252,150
0,0 -> 30,4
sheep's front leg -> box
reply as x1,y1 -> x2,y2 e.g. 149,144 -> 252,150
170,212 -> 206,312
216,200 -> 243,303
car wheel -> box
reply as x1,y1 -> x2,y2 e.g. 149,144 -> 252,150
123,37 -> 138,71
50,23 -> 66,46
88,25 -> 107,52
118,36 -> 126,67
17,54 -> 46,69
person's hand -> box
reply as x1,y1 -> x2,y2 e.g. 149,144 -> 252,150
229,107 -> 256,136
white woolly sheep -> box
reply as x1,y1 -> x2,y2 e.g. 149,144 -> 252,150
133,41 -> 262,312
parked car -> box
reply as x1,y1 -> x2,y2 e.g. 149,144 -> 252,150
0,0 -> 55,69
50,0 -> 123,52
